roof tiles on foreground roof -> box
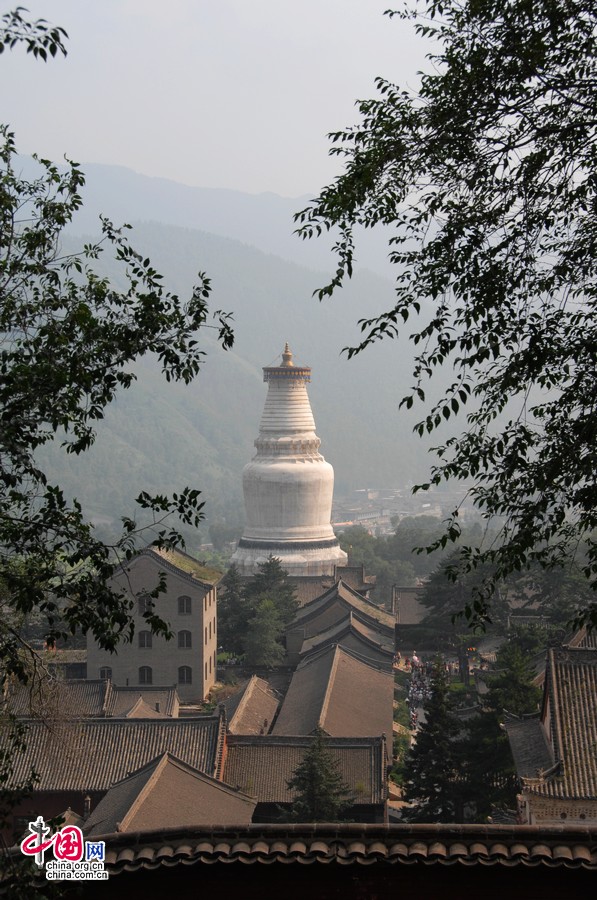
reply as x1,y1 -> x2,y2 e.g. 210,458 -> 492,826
20,823 -> 596,875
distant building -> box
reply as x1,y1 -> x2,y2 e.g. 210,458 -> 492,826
87,546 -> 221,702
231,344 -> 347,577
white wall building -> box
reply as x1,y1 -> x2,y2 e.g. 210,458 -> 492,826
87,547 -> 220,702
231,344 -> 347,576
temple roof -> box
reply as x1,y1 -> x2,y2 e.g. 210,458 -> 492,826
272,644 -> 393,739
1,716 -> 225,791
224,676 -> 280,735
224,734 -> 386,805
84,753 -> 256,836
506,646 -> 597,800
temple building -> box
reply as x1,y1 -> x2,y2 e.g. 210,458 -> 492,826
231,344 -> 347,577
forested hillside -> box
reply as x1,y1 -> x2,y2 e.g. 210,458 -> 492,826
34,164 -> 443,545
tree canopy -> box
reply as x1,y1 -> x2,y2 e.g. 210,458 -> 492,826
219,557 -> 298,662
0,10 -> 233,682
286,727 -> 353,822
296,0 -> 597,632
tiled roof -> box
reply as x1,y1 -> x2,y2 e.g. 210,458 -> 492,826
105,685 -> 179,718
321,564 -> 377,593
225,676 -> 280,735
300,612 -> 394,663
2,716 -> 224,791
84,752 -> 256,836
393,586 -> 427,625
290,576 -> 333,607
507,647 -> 597,801
291,581 -> 395,638
503,716 -> 554,778
4,679 -> 107,718
224,735 -> 386,804
40,823 -> 597,874
532,647 -> 597,800
147,547 -> 223,587
567,627 -> 597,650
272,645 -> 393,739
4,680 -> 180,719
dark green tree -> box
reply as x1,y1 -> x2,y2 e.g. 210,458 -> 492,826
217,564 -> 252,655
455,712 -> 518,822
485,643 -> 542,717
296,0 -> 597,632
244,556 -> 298,627
243,598 -> 285,667
339,524 -> 416,604
421,552 -> 510,630
286,727 -> 353,822
402,661 -> 462,821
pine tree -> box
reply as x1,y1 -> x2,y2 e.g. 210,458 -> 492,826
485,643 -> 542,717
286,727 -> 353,822
243,598 -> 285,667
244,556 -> 298,627
218,564 -> 252,655
402,661 -> 462,822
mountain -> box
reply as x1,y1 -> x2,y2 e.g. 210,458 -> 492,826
17,155 -> 394,278
30,163 -> 442,542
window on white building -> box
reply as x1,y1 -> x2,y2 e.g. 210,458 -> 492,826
178,666 -> 192,685
178,630 -> 192,649
178,595 -> 192,615
139,666 -> 152,685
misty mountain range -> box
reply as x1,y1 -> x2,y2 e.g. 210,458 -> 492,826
32,160 -> 443,542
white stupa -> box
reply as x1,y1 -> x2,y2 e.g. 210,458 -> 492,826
231,344 -> 348,576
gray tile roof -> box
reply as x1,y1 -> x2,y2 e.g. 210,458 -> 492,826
503,716 -> 554,778
393,586 -> 427,625
2,716 -> 224,791
4,680 -> 180,719
567,627 -> 597,650
84,752 -> 256,835
224,676 -> 280,735
224,734 -> 387,805
291,581 -> 395,639
300,612 -> 394,664
105,685 -> 179,718
536,647 -> 597,800
272,645 -> 394,740
506,647 -> 597,801
5,679 -> 107,719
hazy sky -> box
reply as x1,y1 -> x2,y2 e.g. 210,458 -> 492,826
2,0 -> 427,196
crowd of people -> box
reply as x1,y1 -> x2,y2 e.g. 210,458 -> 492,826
394,651 -> 463,732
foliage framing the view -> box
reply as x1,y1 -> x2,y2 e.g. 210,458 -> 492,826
0,10 -> 234,681
296,0 -> 597,632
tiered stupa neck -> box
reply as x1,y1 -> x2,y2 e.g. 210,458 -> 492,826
257,344 -> 321,457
